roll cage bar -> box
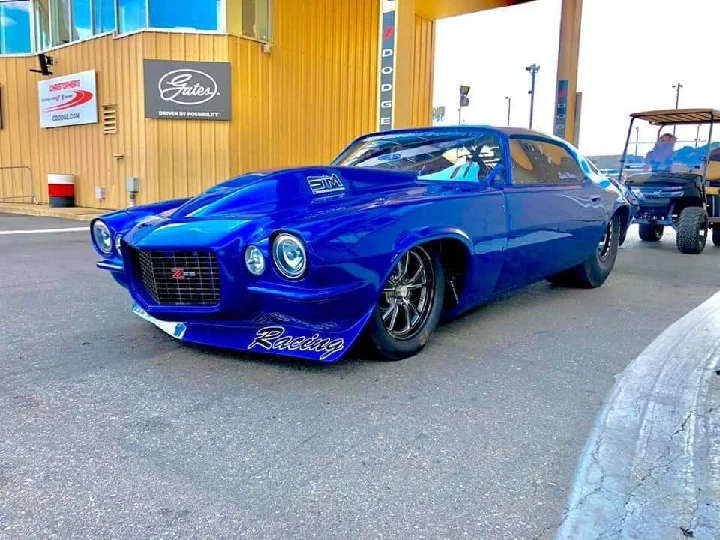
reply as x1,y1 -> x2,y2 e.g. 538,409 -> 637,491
618,108 -> 720,184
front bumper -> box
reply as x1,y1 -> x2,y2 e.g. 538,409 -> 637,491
131,302 -> 372,362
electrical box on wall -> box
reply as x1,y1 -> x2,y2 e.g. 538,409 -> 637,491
126,177 -> 139,194
95,186 -> 106,200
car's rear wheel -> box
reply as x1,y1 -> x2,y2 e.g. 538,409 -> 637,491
712,225 -> 720,247
367,246 -> 445,361
638,223 -> 664,242
547,213 -> 620,289
676,206 -> 708,254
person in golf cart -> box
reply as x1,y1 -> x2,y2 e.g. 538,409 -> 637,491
644,133 -> 677,171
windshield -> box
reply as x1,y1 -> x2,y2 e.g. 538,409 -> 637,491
332,130 -> 504,182
621,122 -> 720,180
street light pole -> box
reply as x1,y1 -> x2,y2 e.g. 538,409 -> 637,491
672,82 -> 683,137
505,96 -> 511,126
526,64 -> 540,129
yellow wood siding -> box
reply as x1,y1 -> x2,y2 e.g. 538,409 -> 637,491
0,0 -> 379,209
411,14 -> 435,127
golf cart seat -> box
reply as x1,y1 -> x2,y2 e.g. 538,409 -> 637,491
706,160 -> 720,183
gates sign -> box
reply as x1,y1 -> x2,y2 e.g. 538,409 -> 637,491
38,70 -> 98,129
143,60 -> 231,121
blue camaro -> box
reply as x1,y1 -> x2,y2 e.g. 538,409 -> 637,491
91,126 -> 631,362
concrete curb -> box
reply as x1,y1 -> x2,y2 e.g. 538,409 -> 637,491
0,204 -> 105,222
556,292 -> 720,539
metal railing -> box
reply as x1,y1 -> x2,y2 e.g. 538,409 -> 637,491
0,166 -> 37,204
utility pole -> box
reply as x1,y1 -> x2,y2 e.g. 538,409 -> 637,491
505,96 -> 512,126
526,64 -> 540,129
672,82 -> 683,137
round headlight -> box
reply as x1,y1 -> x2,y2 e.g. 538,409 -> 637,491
115,234 -> 123,254
272,233 -> 307,279
92,220 -> 113,254
245,245 -> 265,276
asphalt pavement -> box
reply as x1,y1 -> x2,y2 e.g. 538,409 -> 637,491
1,212 -> 719,539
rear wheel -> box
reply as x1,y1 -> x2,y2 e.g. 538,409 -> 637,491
367,246 -> 445,361
638,223 -> 664,242
676,206 -> 708,254
712,225 -> 720,247
548,214 -> 620,289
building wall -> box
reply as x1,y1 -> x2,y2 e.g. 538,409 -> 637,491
0,0 -> 437,210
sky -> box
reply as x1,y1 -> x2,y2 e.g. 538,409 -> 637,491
433,0 -> 720,156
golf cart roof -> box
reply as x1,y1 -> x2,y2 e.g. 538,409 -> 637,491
630,108 -> 720,125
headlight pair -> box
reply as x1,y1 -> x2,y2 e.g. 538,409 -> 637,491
245,233 -> 307,279
92,220 -> 123,255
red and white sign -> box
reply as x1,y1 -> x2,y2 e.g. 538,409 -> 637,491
38,70 -> 98,128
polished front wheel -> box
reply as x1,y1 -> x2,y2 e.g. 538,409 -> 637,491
368,246 -> 445,361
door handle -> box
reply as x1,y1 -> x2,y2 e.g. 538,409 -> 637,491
591,195 -> 601,202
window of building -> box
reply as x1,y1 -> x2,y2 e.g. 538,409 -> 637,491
94,0 -> 115,33
35,1 -> 51,50
242,0 -> 269,41
71,0 -> 92,39
149,0 -> 220,30
50,0 -> 71,45
0,0 -> 33,54
117,0 -> 144,33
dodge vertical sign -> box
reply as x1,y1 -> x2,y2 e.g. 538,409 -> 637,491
554,79 -> 569,139
143,60 -> 231,120
378,0 -> 397,131
38,70 -> 98,129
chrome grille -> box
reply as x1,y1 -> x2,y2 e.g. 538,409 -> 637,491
132,249 -> 221,306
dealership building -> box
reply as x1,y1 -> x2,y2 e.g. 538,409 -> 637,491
0,0 -> 583,210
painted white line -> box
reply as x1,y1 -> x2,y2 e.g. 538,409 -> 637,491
557,291 -> 720,539
0,227 -> 88,235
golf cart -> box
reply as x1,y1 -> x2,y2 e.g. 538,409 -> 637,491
618,108 -> 720,254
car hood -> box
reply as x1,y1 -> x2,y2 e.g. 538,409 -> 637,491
124,166 -> 460,249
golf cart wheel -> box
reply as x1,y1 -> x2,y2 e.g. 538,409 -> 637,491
712,225 -> 720,247
548,213 -> 620,289
638,223 -> 664,242
367,246 -> 445,361
676,207 -> 708,254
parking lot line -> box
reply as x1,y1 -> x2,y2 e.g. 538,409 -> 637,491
0,227 -> 88,235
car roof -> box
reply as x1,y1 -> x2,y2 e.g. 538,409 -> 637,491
363,125 -> 563,142
630,108 -> 720,125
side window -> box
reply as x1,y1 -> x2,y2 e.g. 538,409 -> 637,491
534,141 -> 584,184
508,139 -> 547,185
509,138 -> 584,185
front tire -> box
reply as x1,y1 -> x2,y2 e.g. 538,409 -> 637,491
639,223 -> 664,242
548,214 -> 620,289
367,246 -> 445,361
676,206 -> 708,254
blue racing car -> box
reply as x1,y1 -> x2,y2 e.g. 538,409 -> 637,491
91,126 -> 631,362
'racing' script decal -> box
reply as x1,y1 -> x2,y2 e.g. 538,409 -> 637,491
307,174 -> 345,195
248,326 -> 345,360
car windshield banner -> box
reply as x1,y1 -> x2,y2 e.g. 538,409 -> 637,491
38,70 -> 98,129
143,60 -> 232,121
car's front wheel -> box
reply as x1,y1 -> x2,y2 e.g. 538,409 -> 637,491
548,213 -> 620,289
639,223 -> 664,242
367,246 -> 445,361
676,206 -> 708,254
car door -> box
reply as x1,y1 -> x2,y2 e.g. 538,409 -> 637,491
494,136 -> 606,292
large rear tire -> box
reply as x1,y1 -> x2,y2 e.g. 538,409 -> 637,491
548,214 -> 620,289
638,223 -> 664,242
367,246 -> 445,361
676,207 -> 708,254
